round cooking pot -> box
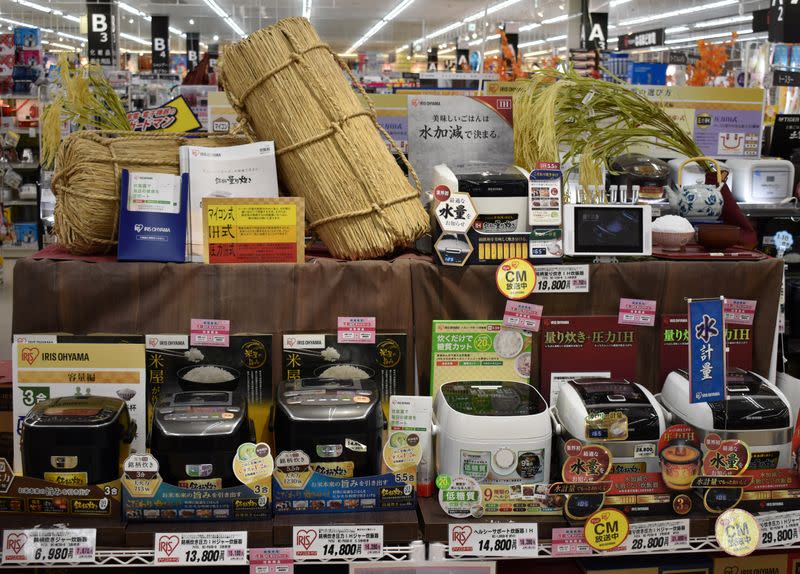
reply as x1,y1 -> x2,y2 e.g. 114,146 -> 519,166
177,364 -> 241,391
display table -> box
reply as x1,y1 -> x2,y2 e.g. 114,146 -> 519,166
13,257 -> 783,393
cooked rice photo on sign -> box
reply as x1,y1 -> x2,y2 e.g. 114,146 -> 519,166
181,365 -> 237,383
493,329 -> 524,358
319,364 -> 370,380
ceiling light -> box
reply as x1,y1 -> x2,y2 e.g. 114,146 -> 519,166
58,32 -> 84,42
384,0 -> 414,21
120,32 -> 150,45
13,0 -> 51,14
546,34 -> 567,42
484,49 -> 500,55
519,39 -> 545,48
426,21 -> 462,40
395,44 -> 409,52
189,19 -> 195,25
694,14 -> 753,29
118,2 -> 141,16
202,0 -> 228,19
346,0 -> 416,53
609,0 -> 632,6
619,0 -> 737,27
663,28 -> 752,45
464,10 -> 486,23
213,34 -> 219,41
440,47 -> 455,54
542,14 -> 568,24
665,26 -> 690,34
63,14 -> 80,22
128,18 -> 134,24
519,22 -> 541,32
487,0 -> 522,15
169,26 -> 183,35
302,0 -> 312,20
523,49 -> 550,57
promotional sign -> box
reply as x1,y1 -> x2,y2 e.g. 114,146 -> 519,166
584,508 -> 629,551
715,508 -> 760,556
723,299 -> 757,326
495,258 -> 536,300
154,531 -> 247,565
770,114 -> 800,160
435,192 -> 477,234
2,529 -> 96,564
151,15 -> 170,74
126,96 -> 202,132
618,298 -> 657,327
688,298 -> 727,403
249,548 -> 293,574
532,265 -> 589,293
528,166 -> 563,227
87,0 -> 117,67
448,524 -> 538,557
503,301 -> 543,332
189,318 -> 230,347
292,526 -> 383,560
582,12 -> 608,50
207,91 -> 238,134
202,197 -> 305,264
551,527 -> 593,557
337,316 -> 377,345
620,29 -> 665,50
757,508 -> 800,548
186,32 -> 200,71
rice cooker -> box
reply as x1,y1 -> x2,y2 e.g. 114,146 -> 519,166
608,153 -> 671,201
668,158 -> 732,192
150,390 -> 254,488
433,381 -> 552,485
274,378 -> 384,477
661,369 -> 793,469
726,158 -> 795,203
553,378 -> 666,473
21,395 -> 135,484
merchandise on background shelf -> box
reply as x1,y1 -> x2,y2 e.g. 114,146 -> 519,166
430,321 -> 534,397
553,378 -> 666,474
0,34 -> 14,56
11,223 -> 37,246
15,49 -> 40,67
14,98 -> 37,127
0,54 -> 14,75
661,369 -> 793,469
273,377 -> 384,477
13,27 -> 39,49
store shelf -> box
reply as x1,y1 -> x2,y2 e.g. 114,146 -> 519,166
5,161 -> 39,170
3,200 -> 36,206
0,126 -> 37,135
1,245 -> 38,258
0,94 -> 38,100
652,202 -> 800,219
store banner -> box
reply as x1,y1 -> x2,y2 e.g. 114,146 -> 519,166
581,12 -> 608,50
186,32 -> 200,71
688,298 -> 726,404
151,15 -> 170,74
427,47 -> 438,71
86,0 -> 117,67
619,29 -> 664,50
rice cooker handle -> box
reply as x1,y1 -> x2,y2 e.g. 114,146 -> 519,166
123,420 -> 137,445
248,418 -> 256,443
549,408 -> 562,436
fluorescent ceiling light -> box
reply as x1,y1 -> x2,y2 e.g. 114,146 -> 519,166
347,0 -> 416,53
487,0 -> 522,15
546,34 -> 567,42
664,28 -> 752,45
118,2 -> 141,16
519,39 -> 545,48
302,0 -> 312,20
619,0 -> 737,27
542,14 -> 568,24
63,14 -> 80,22
384,0 -> 414,21
608,36 -> 618,43
440,47 -> 455,54
15,0 -> 51,14
665,26 -> 689,34
120,32 -> 149,45
58,31 -> 85,42
519,22 -> 541,32
464,10 -> 486,22
484,49 -> 500,55
523,49 -> 551,57
202,0 -> 229,19
50,41 -> 77,49
396,44 -> 409,52
426,21 -> 462,40
610,0 -> 632,6
695,14 -> 752,29
224,16 -> 245,36
168,26 -> 183,35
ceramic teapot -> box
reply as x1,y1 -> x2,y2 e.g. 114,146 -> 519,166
666,156 -> 724,219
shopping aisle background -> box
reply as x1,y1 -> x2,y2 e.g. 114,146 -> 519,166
1,259 -> 14,360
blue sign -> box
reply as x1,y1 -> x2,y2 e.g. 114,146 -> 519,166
688,298 -> 727,403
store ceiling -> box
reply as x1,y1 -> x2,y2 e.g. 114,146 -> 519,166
0,0 -> 771,55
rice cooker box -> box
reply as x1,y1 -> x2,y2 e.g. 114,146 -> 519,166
553,378 -> 666,473
144,334 -> 272,442
430,321 -> 534,398
280,332 -> 410,416
661,369 -> 793,469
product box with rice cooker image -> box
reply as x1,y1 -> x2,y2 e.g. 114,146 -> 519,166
6,340 -> 146,520
121,333 -> 274,521
270,384 -> 421,514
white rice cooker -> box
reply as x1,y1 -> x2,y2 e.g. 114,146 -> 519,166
726,158 -> 795,203
433,381 -> 552,485
553,378 -> 666,473
661,369 -> 793,469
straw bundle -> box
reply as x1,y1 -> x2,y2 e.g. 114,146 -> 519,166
53,130 -> 247,255
219,17 -> 429,260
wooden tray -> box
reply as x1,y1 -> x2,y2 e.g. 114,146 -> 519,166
652,244 -> 769,261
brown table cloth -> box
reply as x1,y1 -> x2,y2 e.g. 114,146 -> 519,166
13,257 -> 782,394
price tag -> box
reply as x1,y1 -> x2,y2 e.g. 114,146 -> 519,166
758,510 -> 800,548
190,318 -> 230,347
337,316 -> 376,344
551,527 -> 593,557
724,299 -> 757,326
618,298 -> 657,327
292,526 -> 383,561
616,519 -> 690,552
250,548 -> 294,574
448,524 -> 538,557
154,531 -> 248,566
2,529 -> 96,564
503,300 -> 543,332
532,264 -> 590,293
773,69 -> 800,88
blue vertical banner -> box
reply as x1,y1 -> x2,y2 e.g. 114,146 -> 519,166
688,297 -> 727,403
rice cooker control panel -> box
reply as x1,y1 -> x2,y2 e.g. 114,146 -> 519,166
154,391 -> 246,436
283,389 -> 374,405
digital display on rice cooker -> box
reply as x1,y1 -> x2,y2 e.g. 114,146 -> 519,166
574,207 -> 644,254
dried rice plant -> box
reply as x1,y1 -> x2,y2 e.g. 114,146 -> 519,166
53,130 -> 247,254
220,17 -> 429,260
514,68 -> 707,178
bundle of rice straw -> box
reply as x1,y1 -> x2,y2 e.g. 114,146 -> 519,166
219,17 -> 429,260
53,130 -> 247,255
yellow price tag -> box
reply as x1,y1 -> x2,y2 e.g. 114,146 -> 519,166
584,508 -> 629,551
715,508 -> 760,557
495,258 -> 536,300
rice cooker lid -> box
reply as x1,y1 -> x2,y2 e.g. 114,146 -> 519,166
440,380 -> 547,416
565,379 -> 661,440
25,395 -> 125,427
449,163 -> 528,197
708,371 -> 790,430
277,378 -> 380,421
154,391 -> 246,436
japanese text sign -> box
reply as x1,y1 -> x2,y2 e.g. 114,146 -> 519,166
688,298 -> 727,403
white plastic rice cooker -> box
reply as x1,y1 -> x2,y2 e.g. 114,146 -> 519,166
661,369 -> 793,469
553,378 -> 666,473
434,381 -> 552,485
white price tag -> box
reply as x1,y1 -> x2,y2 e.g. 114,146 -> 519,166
533,264 -> 590,293
758,510 -> 800,547
448,523 -> 538,557
293,526 -> 383,561
154,531 -> 248,566
616,519 -> 689,553
2,529 -> 96,564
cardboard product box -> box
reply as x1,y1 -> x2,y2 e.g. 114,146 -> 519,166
713,553 -> 788,574
787,552 -> 800,574
582,556 -> 712,574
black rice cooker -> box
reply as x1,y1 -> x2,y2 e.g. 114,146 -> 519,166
21,395 -> 135,484
274,378 -> 384,477
150,390 -> 253,488
608,153 -> 670,201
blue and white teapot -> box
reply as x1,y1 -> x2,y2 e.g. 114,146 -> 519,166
666,156 -> 725,220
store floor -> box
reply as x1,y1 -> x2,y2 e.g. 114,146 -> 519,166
0,258 -> 13,360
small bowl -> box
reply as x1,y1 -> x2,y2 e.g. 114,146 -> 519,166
697,224 -> 740,250
652,230 -> 695,251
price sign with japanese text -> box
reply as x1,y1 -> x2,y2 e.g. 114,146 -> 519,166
758,510 -> 800,548
615,519 -> 690,553
551,527 -> 593,557
292,526 -> 383,561
532,265 -> 589,293
503,301 -> 543,332
618,298 -> 657,327
2,529 -> 96,564
337,316 -> 377,345
154,531 -> 248,566
448,524 -> 538,557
